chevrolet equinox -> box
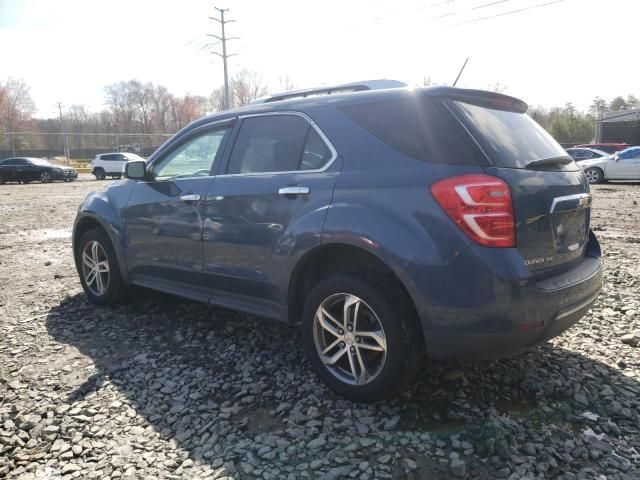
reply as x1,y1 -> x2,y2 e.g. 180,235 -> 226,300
73,83 -> 603,401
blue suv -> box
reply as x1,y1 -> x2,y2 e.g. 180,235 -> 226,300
73,83 -> 602,401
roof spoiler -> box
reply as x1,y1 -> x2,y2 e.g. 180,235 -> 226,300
250,79 -> 408,105
425,87 -> 528,113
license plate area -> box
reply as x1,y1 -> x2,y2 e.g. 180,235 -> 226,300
551,208 -> 589,254
550,193 -> 591,255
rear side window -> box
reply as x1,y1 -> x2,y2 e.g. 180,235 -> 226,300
451,101 -> 567,168
227,115 -> 333,174
339,95 -> 480,165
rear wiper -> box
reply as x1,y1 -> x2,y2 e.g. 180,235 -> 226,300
525,157 -> 574,169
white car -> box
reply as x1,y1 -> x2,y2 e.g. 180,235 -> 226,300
578,146 -> 640,184
91,152 -> 145,180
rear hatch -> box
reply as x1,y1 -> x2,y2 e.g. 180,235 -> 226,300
438,89 -> 591,277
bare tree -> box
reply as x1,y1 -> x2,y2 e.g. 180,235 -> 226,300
278,75 -> 296,93
230,69 -> 269,107
0,78 -> 36,154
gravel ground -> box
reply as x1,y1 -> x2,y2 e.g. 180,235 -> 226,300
0,176 -> 639,480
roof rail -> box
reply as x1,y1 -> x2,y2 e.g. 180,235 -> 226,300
250,79 -> 408,105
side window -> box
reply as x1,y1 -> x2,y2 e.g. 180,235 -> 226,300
227,115 -> 333,174
153,127 -> 229,180
301,128 -> 332,170
100,154 -> 115,161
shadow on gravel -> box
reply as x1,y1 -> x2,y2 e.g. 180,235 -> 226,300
45,292 -> 640,478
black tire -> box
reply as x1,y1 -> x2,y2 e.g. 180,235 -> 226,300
301,274 -> 423,402
75,228 -> 127,305
585,167 -> 604,184
112,174 -> 122,179
94,168 -> 106,180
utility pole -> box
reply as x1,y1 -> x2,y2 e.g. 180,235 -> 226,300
57,102 -> 70,164
208,7 -> 238,110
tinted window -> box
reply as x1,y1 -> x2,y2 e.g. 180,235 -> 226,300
227,115 -> 332,174
3,159 -> 28,166
339,96 -> 479,165
153,127 -> 229,180
301,128 -> 332,170
452,100 -> 567,168
100,154 -> 120,161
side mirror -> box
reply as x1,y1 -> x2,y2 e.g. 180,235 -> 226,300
123,160 -> 147,180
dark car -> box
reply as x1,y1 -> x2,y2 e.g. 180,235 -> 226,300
575,143 -> 630,154
0,157 -> 78,184
72,84 -> 602,401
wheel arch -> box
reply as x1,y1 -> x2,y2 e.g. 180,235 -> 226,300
287,242 -> 423,343
73,213 -> 129,283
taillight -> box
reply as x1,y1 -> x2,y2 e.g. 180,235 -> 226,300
430,174 -> 515,248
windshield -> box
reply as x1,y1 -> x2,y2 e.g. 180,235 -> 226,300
452,100 -> 570,169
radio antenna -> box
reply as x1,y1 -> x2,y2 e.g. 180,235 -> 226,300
453,57 -> 469,87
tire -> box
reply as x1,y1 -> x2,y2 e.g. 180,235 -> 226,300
301,274 -> 423,402
40,171 -> 51,183
75,228 -> 127,305
112,174 -> 122,180
585,167 -> 604,184
93,168 -> 106,180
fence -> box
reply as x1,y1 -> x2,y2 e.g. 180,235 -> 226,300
0,132 -> 174,160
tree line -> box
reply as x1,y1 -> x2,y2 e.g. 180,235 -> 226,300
2,74 -> 639,155
0,70 -> 276,154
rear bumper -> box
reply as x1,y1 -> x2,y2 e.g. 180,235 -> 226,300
410,231 -> 603,360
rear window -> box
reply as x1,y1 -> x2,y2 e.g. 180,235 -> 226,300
339,95 -> 480,165
451,101 -> 567,168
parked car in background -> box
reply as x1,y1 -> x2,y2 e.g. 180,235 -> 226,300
91,152 -> 145,180
73,84 -> 602,401
566,147 -> 608,162
575,142 -> 630,154
0,157 -> 77,184
579,146 -> 640,183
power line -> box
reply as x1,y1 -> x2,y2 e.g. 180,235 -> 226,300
448,0 -> 565,27
208,7 -> 239,110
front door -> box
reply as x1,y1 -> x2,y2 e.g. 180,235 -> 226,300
607,151 -> 640,179
202,113 -> 339,315
122,121 -> 233,299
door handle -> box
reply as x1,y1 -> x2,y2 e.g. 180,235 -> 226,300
278,186 -> 309,195
180,194 -> 201,202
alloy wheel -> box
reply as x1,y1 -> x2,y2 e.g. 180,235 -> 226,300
81,240 -> 110,296
40,172 -> 51,183
313,293 -> 387,386
585,169 -> 600,184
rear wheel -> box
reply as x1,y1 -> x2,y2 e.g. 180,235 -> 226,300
94,168 -> 106,180
585,167 -> 604,184
76,228 -> 127,305
112,174 -> 122,179
302,274 -> 423,402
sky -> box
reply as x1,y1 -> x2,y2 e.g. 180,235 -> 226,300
0,0 -> 636,118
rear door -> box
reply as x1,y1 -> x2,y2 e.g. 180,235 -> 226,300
446,95 -> 591,276
202,113 -> 339,313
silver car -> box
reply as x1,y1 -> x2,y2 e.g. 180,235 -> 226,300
577,146 -> 640,184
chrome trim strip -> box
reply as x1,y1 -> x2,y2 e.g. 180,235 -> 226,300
550,193 -> 592,214
215,111 -> 338,178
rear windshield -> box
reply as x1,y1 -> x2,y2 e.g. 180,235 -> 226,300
451,100 -> 567,168
338,95 -> 481,165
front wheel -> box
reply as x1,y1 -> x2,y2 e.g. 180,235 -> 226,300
302,274 -> 423,402
585,167 -> 604,184
40,171 -> 51,183
93,168 -> 106,180
76,228 -> 127,305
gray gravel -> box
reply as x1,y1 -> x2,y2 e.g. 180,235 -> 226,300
0,178 -> 639,479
